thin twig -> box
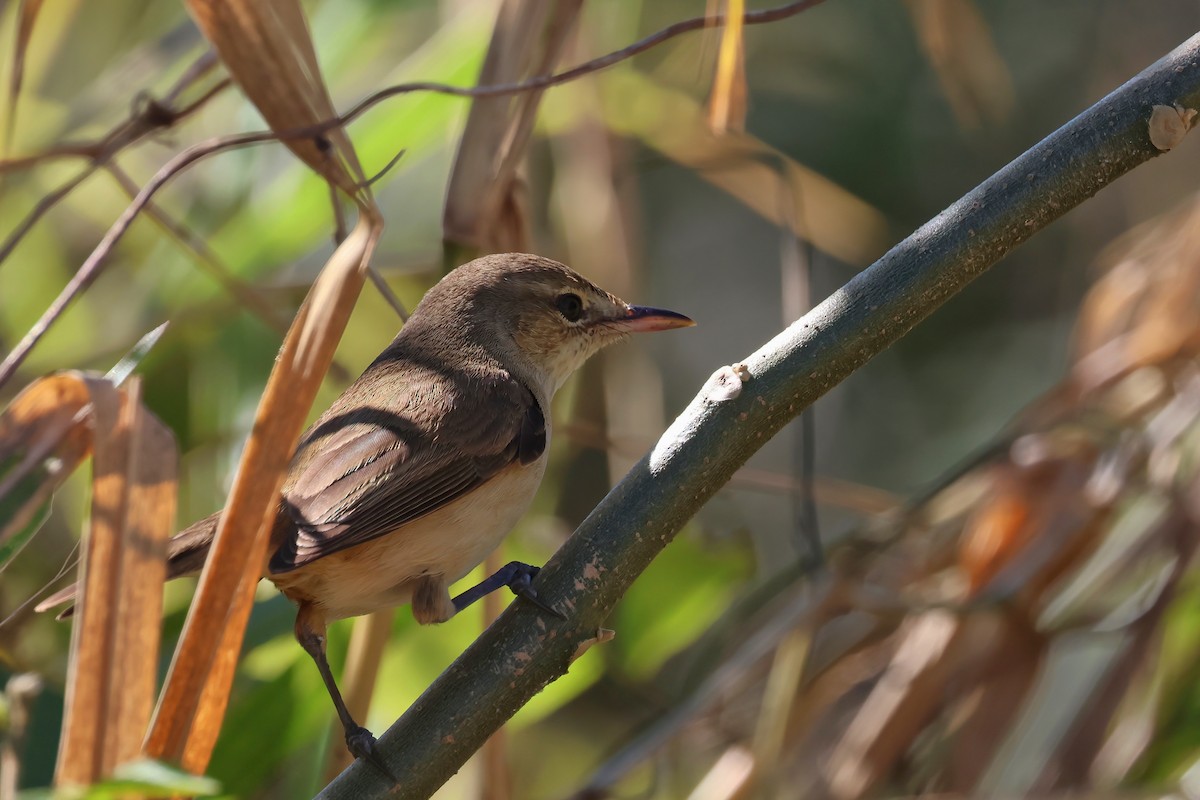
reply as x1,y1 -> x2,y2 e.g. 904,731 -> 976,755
0,167 -> 94,266
363,147 -> 406,187
0,130 -> 278,390
2,0 -> 821,175
103,163 -> 292,338
0,542 -> 79,630
0,47 -> 226,172
366,268 -> 409,322
161,50 -> 220,106
4,0 -> 823,176
0,0 -> 820,386
339,0 -> 827,122
4,0 -> 40,157
0,52 -> 230,277
106,160 -> 369,383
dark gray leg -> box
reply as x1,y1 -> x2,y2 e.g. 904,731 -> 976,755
294,602 -> 395,780
451,561 -> 563,618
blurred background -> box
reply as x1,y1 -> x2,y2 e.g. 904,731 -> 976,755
4,1 -> 1200,798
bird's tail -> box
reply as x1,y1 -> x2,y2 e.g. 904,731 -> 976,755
34,510 -> 223,620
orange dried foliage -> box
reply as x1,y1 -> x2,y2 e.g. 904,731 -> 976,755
958,470 -> 1034,593
904,0 -> 1014,130
0,373 -> 177,787
811,199 -> 1200,796
443,0 -> 584,255
145,0 -> 381,775
707,0 -> 748,134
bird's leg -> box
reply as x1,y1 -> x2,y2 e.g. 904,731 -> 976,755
294,602 -> 395,780
452,561 -> 564,618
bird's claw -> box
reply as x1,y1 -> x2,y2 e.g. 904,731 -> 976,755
452,561 -> 565,619
508,566 -> 565,619
346,724 -> 396,782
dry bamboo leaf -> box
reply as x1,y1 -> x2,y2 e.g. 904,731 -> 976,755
178,568 -> 258,772
146,0 -> 381,773
110,383 -> 177,763
52,376 -> 177,786
1121,262 -> 1200,373
55,378 -> 129,783
184,0 -> 366,196
976,632 -> 1131,795
0,374 -> 93,556
942,615 -> 1043,792
1073,199 -> 1200,389
3,0 -> 45,154
146,213 -> 378,772
707,0 -> 748,134
749,627 -> 809,793
686,745 -> 755,800
1037,494 -> 1175,633
600,71 -> 889,267
443,0 -> 583,253
1072,260 -> 1149,363
824,611 -> 961,800
959,470 -> 1034,593
961,455 -> 1105,608
904,0 -> 1014,130
1040,583 -> 1181,791
1091,626 -> 1171,785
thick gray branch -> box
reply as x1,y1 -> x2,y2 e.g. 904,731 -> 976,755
318,31 -> 1200,800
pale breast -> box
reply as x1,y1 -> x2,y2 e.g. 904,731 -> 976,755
270,456 -> 548,620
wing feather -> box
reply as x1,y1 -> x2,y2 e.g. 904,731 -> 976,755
269,367 -> 544,574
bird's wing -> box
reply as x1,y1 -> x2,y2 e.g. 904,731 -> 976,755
269,376 -> 545,574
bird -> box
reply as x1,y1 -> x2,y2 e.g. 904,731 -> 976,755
38,252 -> 694,768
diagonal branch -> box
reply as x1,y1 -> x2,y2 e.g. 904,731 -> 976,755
338,0 -> 829,125
316,31 -> 1200,800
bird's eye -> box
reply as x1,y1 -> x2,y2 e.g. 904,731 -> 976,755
555,292 -> 584,322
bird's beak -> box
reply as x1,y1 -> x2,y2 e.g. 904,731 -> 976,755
607,305 -> 696,333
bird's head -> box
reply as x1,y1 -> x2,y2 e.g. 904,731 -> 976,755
420,254 -> 694,398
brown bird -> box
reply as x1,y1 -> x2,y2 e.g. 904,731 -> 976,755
40,253 -> 693,768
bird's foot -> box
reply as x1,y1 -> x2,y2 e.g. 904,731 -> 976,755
504,563 -> 565,619
346,724 -> 396,782
452,561 -> 564,619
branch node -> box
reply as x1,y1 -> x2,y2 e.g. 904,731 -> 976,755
570,628 -> 616,664
708,364 -> 749,402
1149,103 -> 1198,150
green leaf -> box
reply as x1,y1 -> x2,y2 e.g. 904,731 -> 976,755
85,758 -> 222,798
0,443 -> 54,573
14,789 -> 54,800
0,497 -> 50,571
13,760 -> 223,800
105,321 -> 170,387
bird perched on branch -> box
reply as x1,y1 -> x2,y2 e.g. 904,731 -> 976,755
40,253 -> 693,770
